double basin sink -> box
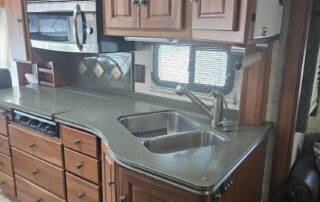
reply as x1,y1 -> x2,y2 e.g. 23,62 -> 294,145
118,111 -> 227,154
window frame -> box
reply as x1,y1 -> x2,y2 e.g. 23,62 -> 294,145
151,45 -> 236,95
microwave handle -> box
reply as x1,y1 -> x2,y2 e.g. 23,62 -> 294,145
73,4 -> 84,51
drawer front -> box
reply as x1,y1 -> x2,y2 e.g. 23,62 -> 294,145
0,153 -> 13,176
9,124 -> 63,167
0,135 -> 10,156
61,125 -> 98,158
12,148 -> 66,198
16,175 -> 65,202
64,148 -> 99,184
0,171 -> 15,196
66,172 -> 100,202
0,116 -> 8,136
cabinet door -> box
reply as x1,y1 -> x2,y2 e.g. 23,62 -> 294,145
140,0 -> 183,29
5,0 -> 30,61
102,145 -> 116,202
104,0 -> 140,29
117,166 -> 201,202
192,0 -> 239,31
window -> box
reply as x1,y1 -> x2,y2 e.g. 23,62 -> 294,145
152,45 -> 237,94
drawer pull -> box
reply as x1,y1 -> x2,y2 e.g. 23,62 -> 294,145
35,199 -> 42,202
75,163 -> 83,169
0,180 -> 5,185
73,139 -> 81,145
28,143 -> 36,148
32,170 -> 39,176
77,192 -> 85,198
108,180 -> 115,186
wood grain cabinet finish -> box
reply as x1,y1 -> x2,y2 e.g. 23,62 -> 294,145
0,153 -> 13,177
140,0 -> 183,29
12,148 -> 66,199
0,116 -> 8,137
0,135 -> 10,156
192,0 -> 239,31
15,175 -> 65,202
64,148 -> 99,184
66,172 -> 100,202
104,0 -> 139,29
0,171 -> 15,197
5,0 -> 30,61
102,144 -> 116,202
61,125 -> 98,158
9,123 -> 63,167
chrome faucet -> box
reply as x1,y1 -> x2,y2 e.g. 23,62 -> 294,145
175,84 -> 230,132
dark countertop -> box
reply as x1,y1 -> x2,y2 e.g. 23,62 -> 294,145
0,85 -> 273,195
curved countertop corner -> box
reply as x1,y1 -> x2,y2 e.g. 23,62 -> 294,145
0,85 -> 274,195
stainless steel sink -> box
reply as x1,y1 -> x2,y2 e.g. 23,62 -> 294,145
142,131 -> 226,154
118,111 -> 201,139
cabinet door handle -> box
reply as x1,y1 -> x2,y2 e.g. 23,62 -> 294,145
119,196 -> 127,202
0,180 -> 5,185
108,180 -> 115,186
132,0 -> 139,5
190,0 -> 198,3
75,163 -> 83,169
73,139 -> 81,145
77,192 -> 85,198
28,143 -> 35,148
0,161 -> 4,165
140,0 -> 147,6
32,170 -> 39,176
35,199 -> 42,202
16,18 -> 22,23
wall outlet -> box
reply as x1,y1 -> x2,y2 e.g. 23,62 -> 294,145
134,64 -> 145,83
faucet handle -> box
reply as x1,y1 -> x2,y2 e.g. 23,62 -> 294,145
218,118 -> 230,132
208,89 -> 223,98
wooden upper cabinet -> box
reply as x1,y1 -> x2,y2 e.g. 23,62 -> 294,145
140,0 -> 183,29
5,0 -> 30,61
192,0 -> 239,31
104,0 -> 139,29
0,0 -> 5,9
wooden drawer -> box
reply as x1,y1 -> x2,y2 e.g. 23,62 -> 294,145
0,116 -> 8,137
64,148 -> 99,184
0,171 -> 15,196
66,172 -> 100,202
9,123 -> 63,167
0,135 -> 10,156
12,148 -> 66,199
0,153 -> 13,176
16,175 -> 65,202
61,125 -> 98,158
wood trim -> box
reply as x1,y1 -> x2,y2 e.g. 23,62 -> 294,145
269,0 -> 313,201
240,43 -> 273,124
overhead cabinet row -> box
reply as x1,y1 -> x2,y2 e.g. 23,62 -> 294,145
103,0 -> 283,43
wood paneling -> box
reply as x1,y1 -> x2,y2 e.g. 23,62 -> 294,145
66,172 -> 100,202
64,148 -> 99,184
5,0 -> 31,61
270,0 -> 313,201
12,148 -> 66,198
240,44 -> 273,124
0,153 -> 13,177
0,116 -> 8,136
192,0 -> 239,31
15,175 -> 65,202
0,135 -> 10,156
0,171 -> 15,197
61,125 -> 98,158
104,0 -> 139,29
102,144 -> 116,202
9,124 -> 63,167
140,0 -> 183,29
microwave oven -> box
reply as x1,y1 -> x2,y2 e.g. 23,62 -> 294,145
26,0 -> 132,53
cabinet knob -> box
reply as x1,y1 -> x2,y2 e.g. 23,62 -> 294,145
190,0 -> 198,3
75,163 -> 83,169
0,180 -> 5,185
77,192 -> 85,198
16,18 -> 22,23
108,180 -> 115,186
119,196 -> 127,202
32,170 -> 39,176
73,139 -> 81,145
132,0 -> 139,5
28,143 -> 36,148
0,161 -> 4,165
140,0 -> 147,6
35,199 -> 42,202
